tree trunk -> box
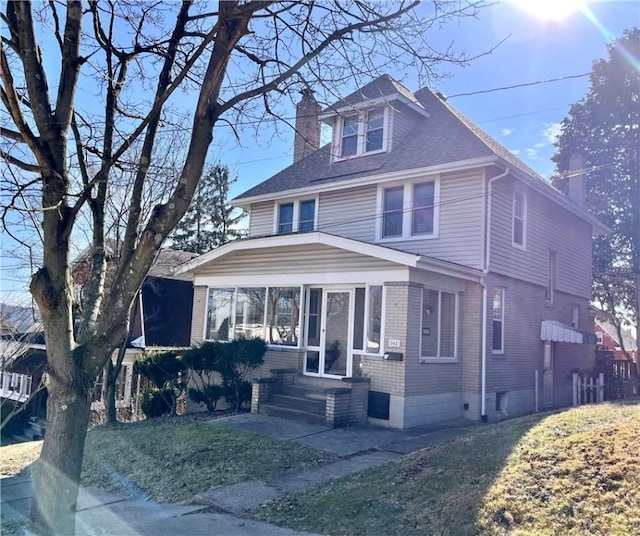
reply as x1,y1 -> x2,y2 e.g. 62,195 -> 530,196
103,359 -> 118,424
30,374 -> 92,536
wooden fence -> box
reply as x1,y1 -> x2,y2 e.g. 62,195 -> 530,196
572,372 -> 605,406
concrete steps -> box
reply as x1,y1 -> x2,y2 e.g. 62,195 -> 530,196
259,403 -> 327,426
260,380 -> 328,425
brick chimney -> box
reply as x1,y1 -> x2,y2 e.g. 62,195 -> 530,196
568,154 -> 586,209
293,88 -> 321,163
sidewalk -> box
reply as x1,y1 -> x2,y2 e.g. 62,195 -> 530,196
194,414 -> 483,514
1,414 -> 483,535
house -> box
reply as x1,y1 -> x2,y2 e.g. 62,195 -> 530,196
0,329 -> 48,424
177,75 -> 605,429
1,250 -> 195,427
88,249 -> 196,418
594,317 -> 638,381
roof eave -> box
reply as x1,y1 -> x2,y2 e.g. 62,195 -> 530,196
503,161 -> 611,235
318,92 -> 429,121
231,155 -> 499,207
175,232 -> 425,276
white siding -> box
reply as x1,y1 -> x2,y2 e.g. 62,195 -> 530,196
386,169 -> 484,268
390,103 -> 420,150
316,169 -> 484,269
194,243 -> 404,277
248,200 -> 274,237
490,179 -> 592,298
318,185 -> 377,241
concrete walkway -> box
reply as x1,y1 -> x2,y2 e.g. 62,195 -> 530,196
1,415 -> 483,535
194,414 -> 483,514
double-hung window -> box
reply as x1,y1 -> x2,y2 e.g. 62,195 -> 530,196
276,199 -> 316,234
338,108 -> 386,158
545,251 -> 556,303
299,199 -> 316,232
365,109 -> 384,152
278,203 -> 294,234
492,289 -> 505,353
382,186 -> 404,238
420,289 -> 458,360
380,180 -> 437,240
512,190 -> 526,249
341,116 -> 359,157
412,182 -> 435,235
353,285 -> 384,354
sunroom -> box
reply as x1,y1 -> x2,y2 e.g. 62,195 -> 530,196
176,232 -> 481,426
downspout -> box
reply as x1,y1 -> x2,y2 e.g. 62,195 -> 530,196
481,166 -> 510,422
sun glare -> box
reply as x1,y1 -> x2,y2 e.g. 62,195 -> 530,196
509,0 -> 586,22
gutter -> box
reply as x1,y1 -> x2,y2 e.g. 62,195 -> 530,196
480,166 -> 510,422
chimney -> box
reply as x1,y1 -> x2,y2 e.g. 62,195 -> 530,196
568,154 -> 586,209
293,88 -> 321,163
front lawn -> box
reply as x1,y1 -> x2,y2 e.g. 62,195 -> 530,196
1,415 -> 337,503
253,401 -> 640,536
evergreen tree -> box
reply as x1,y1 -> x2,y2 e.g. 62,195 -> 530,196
171,164 -> 245,254
552,28 -> 639,355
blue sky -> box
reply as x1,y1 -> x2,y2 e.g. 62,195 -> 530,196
1,0 -> 638,304
219,0 -> 639,197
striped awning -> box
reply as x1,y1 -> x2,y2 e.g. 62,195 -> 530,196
540,320 -> 598,344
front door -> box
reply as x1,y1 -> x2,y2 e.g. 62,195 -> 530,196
543,341 -> 554,408
304,289 -> 353,378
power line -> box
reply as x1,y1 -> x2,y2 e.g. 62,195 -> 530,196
446,73 -> 591,99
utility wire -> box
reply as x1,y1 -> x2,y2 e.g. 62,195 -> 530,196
446,73 -> 591,99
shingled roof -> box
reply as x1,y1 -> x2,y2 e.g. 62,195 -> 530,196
233,75 -> 581,223
322,74 -> 423,112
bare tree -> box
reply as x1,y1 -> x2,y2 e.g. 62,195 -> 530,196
1,1 -> 490,533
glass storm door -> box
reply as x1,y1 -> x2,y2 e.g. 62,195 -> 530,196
304,289 -> 353,378
543,342 -> 554,408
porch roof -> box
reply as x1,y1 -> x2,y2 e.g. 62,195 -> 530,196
175,232 -> 482,282
540,320 -> 598,345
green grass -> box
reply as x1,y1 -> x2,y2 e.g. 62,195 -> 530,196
1,415 -> 337,503
253,401 -> 640,536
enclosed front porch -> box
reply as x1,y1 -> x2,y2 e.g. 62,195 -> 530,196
179,232 -> 482,428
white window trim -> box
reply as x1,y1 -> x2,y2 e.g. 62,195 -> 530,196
571,306 -> 580,329
272,195 -> 319,235
511,189 -> 527,250
204,285 -> 304,349
546,251 -> 556,304
376,177 -> 440,242
362,284 -> 386,356
492,288 -> 505,355
419,289 -> 459,362
334,107 -> 390,162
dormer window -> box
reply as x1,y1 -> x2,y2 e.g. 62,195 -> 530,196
337,107 -> 387,159
366,109 -> 384,152
341,116 -> 358,157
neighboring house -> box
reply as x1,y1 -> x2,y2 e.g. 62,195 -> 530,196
594,317 -> 638,378
177,75 -> 605,429
0,329 -> 48,422
89,249 -> 196,416
1,250 -> 195,425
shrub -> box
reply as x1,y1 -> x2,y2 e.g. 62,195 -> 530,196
182,338 -> 266,412
187,385 -> 224,412
140,388 -> 175,418
135,352 -> 186,417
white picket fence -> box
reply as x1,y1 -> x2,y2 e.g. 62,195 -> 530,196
572,372 -> 605,406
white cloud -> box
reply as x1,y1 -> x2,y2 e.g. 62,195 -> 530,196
541,122 -> 562,145
525,148 -> 540,160
501,128 -> 515,137
510,149 -> 521,155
